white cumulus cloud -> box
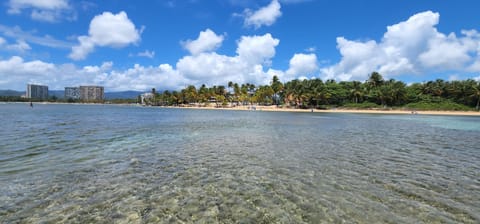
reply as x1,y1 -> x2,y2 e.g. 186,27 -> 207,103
243,0 -> 282,29
470,59 -> 480,72
7,0 -> 75,22
236,33 -> 279,65
280,0 -> 311,3
95,64 -> 186,91
137,50 -> 155,58
177,53 -> 240,80
181,29 -> 224,55
321,11 -> 480,81
0,37 -> 31,53
286,53 -> 318,80
0,56 -> 54,75
9,40 -> 31,52
8,0 -> 68,13
0,56 -> 56,89
0,30 -> 319,92
419,33 -> 472,70
0,24 -> 72,49
69,11 -> 141,60
0,56 -> 187,91
177,32 -> 281,86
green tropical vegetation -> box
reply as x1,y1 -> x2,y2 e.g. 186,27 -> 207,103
147,72 -> 480,111
0,95 -> 60,102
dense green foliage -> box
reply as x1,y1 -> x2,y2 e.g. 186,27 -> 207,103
404,99 -> 473,111
148,72 -> 480,111
0,96 -> 29,102
105,99 -> 137,104
342,102 -> 383,109
0,96 -> 60,102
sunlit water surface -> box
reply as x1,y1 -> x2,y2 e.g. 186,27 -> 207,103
0,103 -> 479,223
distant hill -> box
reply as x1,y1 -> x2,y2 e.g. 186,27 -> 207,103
0,90 -> 24,96
0,90 -> 64,97
49,90 -> 65,99
0,89 -> 144,99
105,91 -> 143,99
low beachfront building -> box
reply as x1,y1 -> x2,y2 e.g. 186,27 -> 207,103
140,93 -> 154,105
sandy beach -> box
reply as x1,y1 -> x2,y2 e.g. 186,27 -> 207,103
6,101 -> 479,116
169,104 -> 480,116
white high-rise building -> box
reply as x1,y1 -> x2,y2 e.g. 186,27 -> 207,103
79,86 -> 104,101
65,87 -> 80,100
26,84 -> 48,100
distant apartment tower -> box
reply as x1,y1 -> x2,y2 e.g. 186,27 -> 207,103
64,87 -> 80,100
26,84 -> 48,99
79,86 -> 104,101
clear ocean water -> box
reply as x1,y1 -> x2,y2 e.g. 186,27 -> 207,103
0,103 -> 479,223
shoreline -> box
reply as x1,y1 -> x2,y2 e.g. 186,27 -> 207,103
163,105 -> 480,116
3,101 -> 479,116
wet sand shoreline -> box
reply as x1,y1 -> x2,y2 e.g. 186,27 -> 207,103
5,102 -> 479,116
168,105 -> 480,116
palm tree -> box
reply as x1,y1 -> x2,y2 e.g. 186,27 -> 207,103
433,79 -> 446,97
367,72 -> 384,90
283,79 -> 300,107
247,83 -> 256,93
293,79 -> 312,107
240,84 -> 249,105
308,79 -> 324,107
420,81 -> 433,96
325,79 -> 344,105
233,83 -> 240,105
316,85 -> 331,106
198,84 -> 208,104
389,80 -> 407,106
150,88 -> 157,105
376,85 -> 392,107
183,85 -> 197,104
162,90 -> 171,105
172,90 -> 181,105
227,81 -> 234,104
255,85 -> 274,105
248,83 -> 256,104
217,85 -> 226,97
470,80 -> 480,110
421,79 -> 446,98
448,80 -> 471,105
271,75 -> 283,105
349,81 -> 363,104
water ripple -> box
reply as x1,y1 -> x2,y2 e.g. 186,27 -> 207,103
0,105 -> 479,223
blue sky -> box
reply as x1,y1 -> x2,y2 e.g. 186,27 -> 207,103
1,0 -> 480,91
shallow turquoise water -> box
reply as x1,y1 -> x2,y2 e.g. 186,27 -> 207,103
0,103 -> 479,223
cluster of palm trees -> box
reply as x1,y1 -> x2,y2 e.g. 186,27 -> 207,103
147,72 -> 480,110
282,72 -> 409,108
150,82 -> 257,107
